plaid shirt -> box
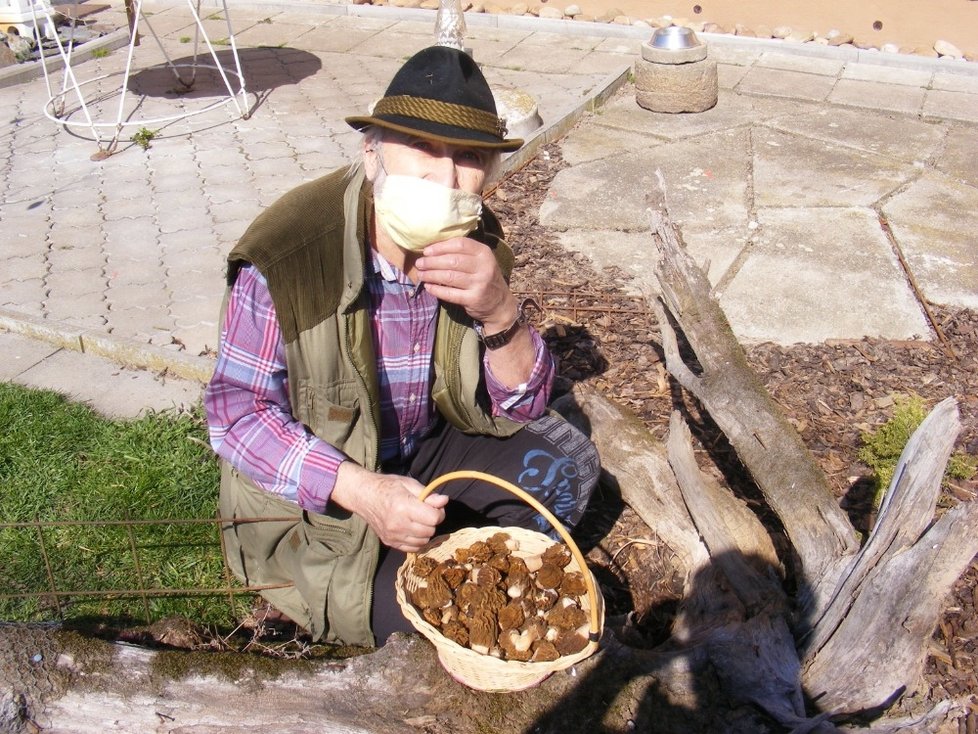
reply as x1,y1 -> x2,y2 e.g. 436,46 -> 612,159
205,258 -> 554,513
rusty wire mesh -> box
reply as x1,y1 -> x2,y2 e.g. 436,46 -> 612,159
0,292 -> 656,629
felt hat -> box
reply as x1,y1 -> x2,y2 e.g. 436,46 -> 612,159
345,46 -> 523,152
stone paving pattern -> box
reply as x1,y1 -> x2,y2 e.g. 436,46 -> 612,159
1,1 -> 976,415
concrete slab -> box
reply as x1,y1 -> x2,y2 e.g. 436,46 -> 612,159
7,340 -> 204,418
719,207 -> 930,344
543,128 -> 750,233
882,173 -> 978,310
736,66 -> 837,101
752,128 -> 916,208
762,107 -> 945,163
922,89 -> 978,124
0,332 -> 60,381
937,128 -> 978,188
828,78 -> 926,115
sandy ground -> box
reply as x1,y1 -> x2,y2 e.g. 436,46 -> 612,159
557,0 -> 978,57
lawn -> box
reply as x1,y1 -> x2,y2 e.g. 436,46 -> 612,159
0,382 -> 241,628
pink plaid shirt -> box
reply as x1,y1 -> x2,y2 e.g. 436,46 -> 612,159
205,258 -> 554,513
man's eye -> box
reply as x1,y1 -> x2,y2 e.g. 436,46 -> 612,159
458,150 -> 484,165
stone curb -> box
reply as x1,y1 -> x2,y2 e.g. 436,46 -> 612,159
0,308 -> 215,383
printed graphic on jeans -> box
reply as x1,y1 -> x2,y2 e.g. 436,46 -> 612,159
519,415 -> 600,536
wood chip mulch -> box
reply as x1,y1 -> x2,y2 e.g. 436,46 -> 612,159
488,141 -> 978,717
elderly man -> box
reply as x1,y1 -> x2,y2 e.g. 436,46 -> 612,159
205,45 -> 599,647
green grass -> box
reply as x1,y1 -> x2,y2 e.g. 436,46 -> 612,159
859,393 -> 977,509
0,382 -> 235,627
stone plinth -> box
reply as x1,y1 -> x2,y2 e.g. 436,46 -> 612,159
634,39 -> 718,114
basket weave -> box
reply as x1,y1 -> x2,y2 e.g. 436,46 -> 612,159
395,471 -> 604,692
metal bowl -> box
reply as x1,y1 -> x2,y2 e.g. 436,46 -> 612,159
649,25 -> 701,50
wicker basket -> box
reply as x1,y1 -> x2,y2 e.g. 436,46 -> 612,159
395,470 -> 604,692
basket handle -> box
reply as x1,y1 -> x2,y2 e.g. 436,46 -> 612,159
420,470 -> 601,644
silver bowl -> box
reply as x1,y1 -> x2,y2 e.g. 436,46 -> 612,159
649,25 -> 701,50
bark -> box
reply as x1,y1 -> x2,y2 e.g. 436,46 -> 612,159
647,196 -> 860,619
644,187 -> 978,717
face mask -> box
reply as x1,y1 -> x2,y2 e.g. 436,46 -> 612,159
374,174 -> 483,253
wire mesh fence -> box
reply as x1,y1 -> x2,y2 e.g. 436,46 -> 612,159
0,515 -> 295,628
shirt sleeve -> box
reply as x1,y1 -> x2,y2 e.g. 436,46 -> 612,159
203,265 -> 345,513
483,326 -> 555,422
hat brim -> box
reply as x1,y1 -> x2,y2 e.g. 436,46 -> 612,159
345,114 -> 523,152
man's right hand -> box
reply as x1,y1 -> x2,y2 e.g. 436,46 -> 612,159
330,461 -> 449,552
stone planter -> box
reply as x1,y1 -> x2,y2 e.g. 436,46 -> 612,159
634,27 -> 718,114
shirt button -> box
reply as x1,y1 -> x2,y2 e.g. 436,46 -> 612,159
413,342 -> 421,353
408,393 -> 417,404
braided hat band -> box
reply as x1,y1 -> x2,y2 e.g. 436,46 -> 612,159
345,46 -> 523,152
373,96 -> 509,140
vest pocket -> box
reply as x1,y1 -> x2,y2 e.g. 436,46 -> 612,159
296,378 -> 361,449
301,508 -> 368,558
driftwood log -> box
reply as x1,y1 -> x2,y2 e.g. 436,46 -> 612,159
2,190 -> 975,733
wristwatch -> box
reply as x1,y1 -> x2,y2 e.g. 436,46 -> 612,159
475,299 -> 533,350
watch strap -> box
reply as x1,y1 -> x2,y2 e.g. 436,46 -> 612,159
475,301 -> 530,350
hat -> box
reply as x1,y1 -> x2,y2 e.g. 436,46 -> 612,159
345,46 -> 523,152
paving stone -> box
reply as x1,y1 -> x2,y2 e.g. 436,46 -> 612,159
882,173 -> 978,310
0,332 -> 60,382
764,107 -> 945,163
756,51 -> 844,76
921,89 -> 978,123
106,282 -> 169,308
752,128 -> 916,208
828,79 -> 926,115
720,207 -> 930,344
736,66 -> 836,100
45,268 -> 106,296
840,62 -> 932,87
8,344 -> 203,418
3,256 -> 48,281
937,127 -> 978,189
543,128 -> 750,233
0,280 -> 46,311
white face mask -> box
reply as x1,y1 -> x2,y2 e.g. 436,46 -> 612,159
374,174 -> 483,253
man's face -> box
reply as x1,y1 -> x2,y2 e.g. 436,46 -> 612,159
365,131 -> 489,195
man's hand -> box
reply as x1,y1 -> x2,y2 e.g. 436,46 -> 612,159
331,462 -> 448,552
415,237 -> 518,332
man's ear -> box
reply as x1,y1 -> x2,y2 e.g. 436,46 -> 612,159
363,141 -> 380,182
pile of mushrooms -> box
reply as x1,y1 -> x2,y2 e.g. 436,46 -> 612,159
408,531 -> 590,662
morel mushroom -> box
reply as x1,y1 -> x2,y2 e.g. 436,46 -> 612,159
437,560 -> 467,589
487,531 -> 519,554
467,607 -> 498,655
546,598 -> 588,631
498,626 -> 540,662
530,639 -> 561,662
505,564 -> 532,599
553,629 -> 589,656
412,555 -> 438,578
542,543 -> 573,568
559,570 -> 588,597
455,540 -> 493,565
532,587 -> 559,613
411,570 -> 453,611
442,620 -> 470,648
498,599 -> 527,632
535,562 -> 564,590
469,564 -> 502,588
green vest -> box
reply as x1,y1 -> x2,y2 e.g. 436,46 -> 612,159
218,166 -> 523,645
